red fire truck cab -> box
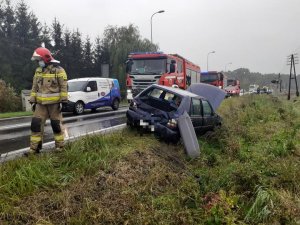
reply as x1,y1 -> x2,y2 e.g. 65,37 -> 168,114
200,71 -> 227,89
125,52 -> 200,101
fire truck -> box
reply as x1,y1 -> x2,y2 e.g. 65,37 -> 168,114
125,52 -> 200,101
224,79 -> 241,96
200,71 -> 227,89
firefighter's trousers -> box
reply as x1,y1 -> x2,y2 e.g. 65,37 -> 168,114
30,103 -> 64,151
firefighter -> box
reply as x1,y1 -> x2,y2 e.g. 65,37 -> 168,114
28,47 -> 68,155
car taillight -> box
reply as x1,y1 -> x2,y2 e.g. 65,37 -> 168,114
167,119 -> 177,128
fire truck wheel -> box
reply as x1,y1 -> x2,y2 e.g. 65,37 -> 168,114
111,99 -> 119,110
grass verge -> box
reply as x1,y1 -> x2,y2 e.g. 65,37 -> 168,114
0,111 -> 32,119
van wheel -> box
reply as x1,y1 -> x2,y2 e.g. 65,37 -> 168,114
74,101 -> 84,115
112,99 -> 119,110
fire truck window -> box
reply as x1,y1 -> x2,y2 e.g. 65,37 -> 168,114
191,70 -> 197,84
197,71 -> 201,82
177,62 -> 182,73
202,100 -> 212,116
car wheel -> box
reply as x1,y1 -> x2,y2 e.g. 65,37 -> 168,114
112,99 -> 119,110
74,101 -> 84,115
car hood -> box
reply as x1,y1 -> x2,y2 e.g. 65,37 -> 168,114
135,100 -> 178,122
187,83 -> 226,111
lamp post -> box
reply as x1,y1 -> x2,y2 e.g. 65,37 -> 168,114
151,10 -> 165,43
207,51 -> 215,71
225,62 -> 232,72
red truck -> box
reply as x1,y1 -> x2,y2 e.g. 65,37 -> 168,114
224,79 -> 241,96
200,71 -> 227,89
125,52 -> 200,101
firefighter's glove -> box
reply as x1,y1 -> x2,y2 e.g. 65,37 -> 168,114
31,103 -> 36,112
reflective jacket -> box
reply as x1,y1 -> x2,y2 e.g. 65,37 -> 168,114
30,64 -> 68,104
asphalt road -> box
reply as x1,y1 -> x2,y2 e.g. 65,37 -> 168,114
0,107 -> 127,154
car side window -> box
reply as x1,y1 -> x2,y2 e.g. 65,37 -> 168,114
190,98 -> 201,116
202,100 -> 212,116
87,81 -> 97,91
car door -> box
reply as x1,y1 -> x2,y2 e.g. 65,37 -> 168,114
189,98 -> 203,129
97,79 -> 111,106
201,100 -> 216,130
85,80 -> 98,101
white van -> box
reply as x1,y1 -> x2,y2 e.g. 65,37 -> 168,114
62,77 -> 121,115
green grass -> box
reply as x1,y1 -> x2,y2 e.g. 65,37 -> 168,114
0,95 -> 299,224
0,111 -> 32,119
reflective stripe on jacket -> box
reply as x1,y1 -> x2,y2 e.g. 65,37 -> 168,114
30,64 -> 68,104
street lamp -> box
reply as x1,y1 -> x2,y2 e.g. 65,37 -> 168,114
207,51 -> 215,71
225,62 -> 232,72
151,10 -> 165,43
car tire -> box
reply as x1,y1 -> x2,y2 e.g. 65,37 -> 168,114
111,99 -> 119,110
74,101 -> 84,115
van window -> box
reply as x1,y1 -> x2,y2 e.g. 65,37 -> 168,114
87,81 -> 97,92
68,81 -> 86,92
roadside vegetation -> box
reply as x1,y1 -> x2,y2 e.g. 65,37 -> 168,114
0,95 -> 299,224
0,80 -> 22,113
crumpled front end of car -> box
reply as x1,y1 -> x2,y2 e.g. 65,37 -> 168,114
126,106 -> 180,143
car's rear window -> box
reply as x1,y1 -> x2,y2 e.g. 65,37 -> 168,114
139,87 -> 182,112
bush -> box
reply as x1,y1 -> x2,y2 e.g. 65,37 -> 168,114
0,80 -> 22,113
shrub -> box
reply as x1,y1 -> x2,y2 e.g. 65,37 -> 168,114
0,79 -> 22,113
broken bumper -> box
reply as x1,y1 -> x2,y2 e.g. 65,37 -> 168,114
126,109 -> 180,142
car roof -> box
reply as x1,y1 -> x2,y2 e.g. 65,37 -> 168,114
150,84 -> 201,98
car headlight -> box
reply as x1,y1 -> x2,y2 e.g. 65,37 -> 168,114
130,101 -> 137,109
167,119 -> 177,128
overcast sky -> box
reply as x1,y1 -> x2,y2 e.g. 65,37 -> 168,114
25,0 -> 300,74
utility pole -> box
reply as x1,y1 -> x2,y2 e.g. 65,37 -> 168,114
278,73 -> 282,92
287,54 -> 299,100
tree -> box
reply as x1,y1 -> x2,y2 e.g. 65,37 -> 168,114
61,28 -> 72,75
69,29 -> 83,78
82,36 -> 94,77
51,18 -> 64,60
1,0 -> 15,39
40,23 -> 52,48
14,0 -> 31,46
100,24 -> 158,90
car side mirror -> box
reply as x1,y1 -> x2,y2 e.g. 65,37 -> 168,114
86,86 -> 91,92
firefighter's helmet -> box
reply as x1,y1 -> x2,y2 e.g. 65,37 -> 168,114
31,47 -> 60,64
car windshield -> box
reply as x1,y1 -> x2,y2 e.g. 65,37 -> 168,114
128,58 -> 166,75
227,79 -> 236,86
68,81 -> 87,92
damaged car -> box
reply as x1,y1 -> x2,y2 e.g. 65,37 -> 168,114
126,84 -> 223,143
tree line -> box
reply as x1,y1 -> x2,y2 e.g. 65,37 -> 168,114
0,0 -> 298,98
0,0 -> 158,94
226,68 -> 299,92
